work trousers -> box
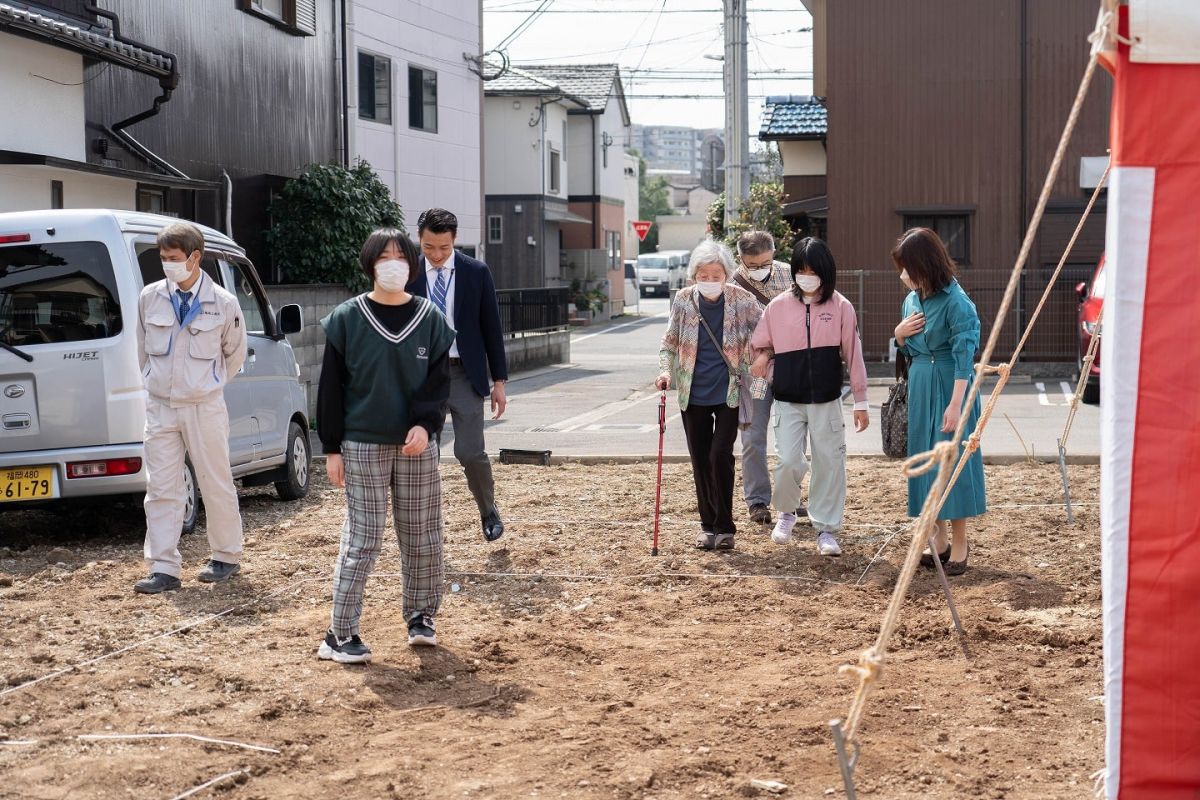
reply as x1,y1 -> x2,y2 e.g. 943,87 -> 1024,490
740,384 -> 774,507
680,403 -> 740,535
143,395 -> 243,577
330,440 -> 444,638
772,399 -> 847,532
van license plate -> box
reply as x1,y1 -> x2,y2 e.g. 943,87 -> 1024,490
0,466 -> 57,502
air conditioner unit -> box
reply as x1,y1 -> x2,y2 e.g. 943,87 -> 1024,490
1080,156 -> 1109,190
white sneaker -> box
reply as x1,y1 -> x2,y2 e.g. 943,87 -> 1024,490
816,531 -> 842,557
771,512 -> 797,544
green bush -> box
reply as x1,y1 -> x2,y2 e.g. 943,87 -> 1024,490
267,161 -> 403,289
707,183 -> 797,257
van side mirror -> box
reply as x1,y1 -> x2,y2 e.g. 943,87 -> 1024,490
1075,282 -> 1087,302
277,304 -> 303,335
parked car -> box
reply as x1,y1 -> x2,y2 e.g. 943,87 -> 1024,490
0,209 -> 311,531
637,250 -> 689,297
1075,254 -> 1104,405
623,259 -> 640,310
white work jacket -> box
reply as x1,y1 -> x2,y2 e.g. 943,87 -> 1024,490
137,272 -> 248,407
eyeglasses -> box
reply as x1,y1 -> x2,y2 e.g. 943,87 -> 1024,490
740,258 -> 774,270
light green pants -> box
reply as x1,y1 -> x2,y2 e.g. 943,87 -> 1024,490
771,399 -> 847,532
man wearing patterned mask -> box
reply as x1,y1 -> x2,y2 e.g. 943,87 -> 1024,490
730,231 -> 794,526
134,222 -> 247,594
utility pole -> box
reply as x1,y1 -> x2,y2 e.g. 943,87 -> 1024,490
723,0 -> 749,227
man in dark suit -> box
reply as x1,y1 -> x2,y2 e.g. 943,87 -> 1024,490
409,208 -> 508,542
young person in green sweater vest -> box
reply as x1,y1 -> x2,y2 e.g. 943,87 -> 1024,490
316,229 -> 456,663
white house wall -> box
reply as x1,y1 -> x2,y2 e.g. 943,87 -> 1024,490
779,140 -> 826,177
566,105 -> 629,200
483,96 -> 570,197
350,0 -> 482,247
0,165 -> 134,213
622,151 -> 639,257
0,33 -> 85,162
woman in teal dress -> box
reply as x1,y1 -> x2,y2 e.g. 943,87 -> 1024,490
892,228 -> 986,575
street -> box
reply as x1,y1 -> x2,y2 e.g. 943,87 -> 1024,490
461,297 -> 1101,461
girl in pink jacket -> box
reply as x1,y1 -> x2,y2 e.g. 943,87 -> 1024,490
750,238 -> 869,556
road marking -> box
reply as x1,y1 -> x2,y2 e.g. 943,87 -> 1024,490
525,391 -> 664,433
582,423 -> 659,433
1036,382 -> 1051,406
572,312 -> 668,344
1060,381 -> 1074,404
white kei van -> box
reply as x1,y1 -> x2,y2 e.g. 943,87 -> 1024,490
0,210 -> 311,532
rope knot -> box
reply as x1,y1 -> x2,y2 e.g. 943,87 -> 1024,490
965,432 -> 982,453
901,442 -> 955,478
839,647 -> 884,686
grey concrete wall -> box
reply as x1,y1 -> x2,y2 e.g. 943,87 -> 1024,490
269,285 -> 572,420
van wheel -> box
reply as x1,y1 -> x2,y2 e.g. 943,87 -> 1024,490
181,458 -> 201,535
275,421 -> 310,501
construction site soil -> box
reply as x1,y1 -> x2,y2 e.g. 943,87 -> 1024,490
0,459 -> 1101,799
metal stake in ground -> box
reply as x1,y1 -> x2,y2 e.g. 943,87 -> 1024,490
652,390 -> 667,556
829,718 -> 859,800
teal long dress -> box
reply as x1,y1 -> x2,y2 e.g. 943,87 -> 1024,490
900,280 -> 987,519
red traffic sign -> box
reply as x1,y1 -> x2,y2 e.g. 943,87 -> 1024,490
632,220 -> 653,241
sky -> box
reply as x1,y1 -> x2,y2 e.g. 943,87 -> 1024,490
481,0 -> 814,141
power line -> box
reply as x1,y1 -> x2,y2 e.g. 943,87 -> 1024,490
632,0 -> 669,73
486,7 -> 802,12
494,0 -> 554,51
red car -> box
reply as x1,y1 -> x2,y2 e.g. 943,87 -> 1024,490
1075,255 -> 1104,404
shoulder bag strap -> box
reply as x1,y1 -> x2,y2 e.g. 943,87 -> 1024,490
694,295 -> 739,377
732,272 -> 772,306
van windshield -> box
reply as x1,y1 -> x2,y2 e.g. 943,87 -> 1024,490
0,242 -> 123,346
639,257 -> 670,268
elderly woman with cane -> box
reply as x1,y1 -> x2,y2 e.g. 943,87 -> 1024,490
656,239 -> 763,551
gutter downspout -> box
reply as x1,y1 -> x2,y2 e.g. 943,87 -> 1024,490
222,170 -> 233,236
340,0 -> 350,168
1018,0 -> 1028,336
84,3 -> 188,179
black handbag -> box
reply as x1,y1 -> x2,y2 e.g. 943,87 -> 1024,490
881,351 -> 908,458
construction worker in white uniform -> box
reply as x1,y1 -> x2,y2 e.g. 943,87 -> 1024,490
134,222 -> 248,594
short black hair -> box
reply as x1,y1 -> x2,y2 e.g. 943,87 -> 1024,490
359,227 -> 420,283
790,237 -> 837,305
417,208 -> 458,237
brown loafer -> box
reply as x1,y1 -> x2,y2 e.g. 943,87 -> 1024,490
945,543 -> 970,576
920,544 -> 951,569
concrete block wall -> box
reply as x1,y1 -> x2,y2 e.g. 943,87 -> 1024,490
269,285 -> 571,420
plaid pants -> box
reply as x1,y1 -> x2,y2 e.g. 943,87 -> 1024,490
330,440 -> 444,638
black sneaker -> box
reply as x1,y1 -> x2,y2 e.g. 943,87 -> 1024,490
407,613 -> 437,647
318,630 -> 372,664
133,572 -> 181,594
796,504 -> 808,518
197,560 -> 240,583
748,504 -> 773,525
482,511 -> 504,543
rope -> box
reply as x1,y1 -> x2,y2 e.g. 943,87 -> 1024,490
839,11 -> 1110,746
1062,304 -> 1104,448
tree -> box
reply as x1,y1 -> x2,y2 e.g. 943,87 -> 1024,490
267,160 -> 403,288
706,182 -> 797,257
629,149 -> 675,254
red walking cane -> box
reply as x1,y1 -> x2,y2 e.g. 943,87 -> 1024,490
652,390 -> 667,556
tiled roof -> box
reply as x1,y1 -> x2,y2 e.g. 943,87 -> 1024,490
0,2 -> 173,78
505,64 -> 623,112
485,63 -> 570,96
759,95 -> 827,140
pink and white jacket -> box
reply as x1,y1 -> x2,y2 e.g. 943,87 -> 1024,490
750,290 -> 869,410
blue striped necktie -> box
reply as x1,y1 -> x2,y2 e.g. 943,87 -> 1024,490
431,268 -> 448,315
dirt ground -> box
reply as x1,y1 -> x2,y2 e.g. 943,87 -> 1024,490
0,457 -> 1102,800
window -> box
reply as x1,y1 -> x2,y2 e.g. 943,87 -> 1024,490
226,260 -> 269,335
902,213 -> 971,265
487,215 -> 503,244
136,186 -> 166,214
135,244 -> 221,289
50,181 -> 63,209
0,242 -> 123,345
549,149 -> 561,194
408,66 -> 438,132
358,52 -> 392,124
240,0 -> 315,35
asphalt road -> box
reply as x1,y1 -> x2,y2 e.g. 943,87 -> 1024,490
456,297 -> 1100,462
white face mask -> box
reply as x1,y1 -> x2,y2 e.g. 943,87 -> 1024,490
795,274 -> 821,294
900,270 -> 917,291
374,259 -> 409,292
747,267 -> 772,281
696,281 -> 724,299
162,258 -> 193,284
